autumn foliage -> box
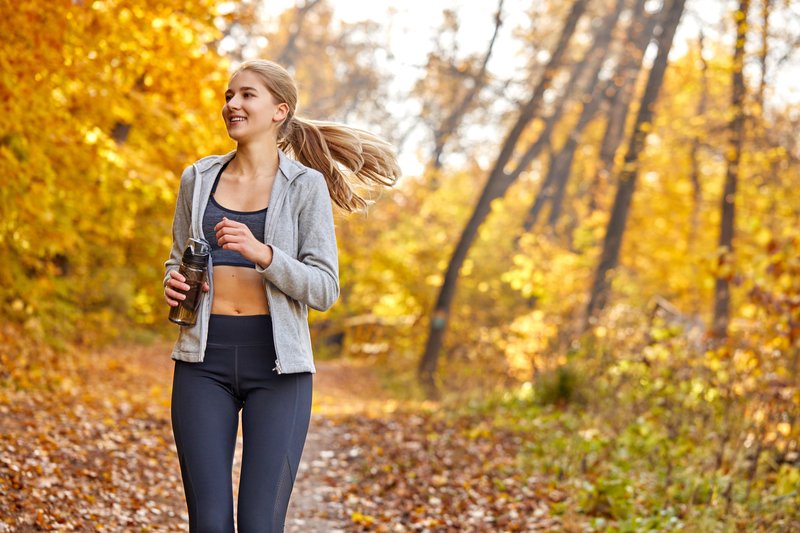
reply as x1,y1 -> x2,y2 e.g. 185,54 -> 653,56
2,0 -> 800,530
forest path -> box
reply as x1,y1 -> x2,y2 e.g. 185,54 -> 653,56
3,339 -> 551,531
0,339 -> 392,532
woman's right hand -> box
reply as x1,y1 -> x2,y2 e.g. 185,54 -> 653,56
165,270 -> 209,307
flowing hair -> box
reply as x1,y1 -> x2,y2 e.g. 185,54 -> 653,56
232,59 -> 401,212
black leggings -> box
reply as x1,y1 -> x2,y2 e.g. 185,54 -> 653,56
170,314 -> 313,532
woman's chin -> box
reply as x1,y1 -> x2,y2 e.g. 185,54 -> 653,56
226,130 -> 246,142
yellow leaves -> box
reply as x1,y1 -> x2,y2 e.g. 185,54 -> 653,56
201,86 -> 218,106
740,303 -> 757,318
351,511 -> 376,525
460,258 -> 474,276
505,311 -> 557,380
177,26 -> 196,45
83,127 -> 103,144
0,0 -> 232,337
425,273 -> 443,286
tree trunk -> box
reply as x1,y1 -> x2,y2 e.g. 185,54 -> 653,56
588,6 -> 662,213
757,0 -> 770,112
520,0 -> 631,234
712,0 -> 750,338
417,0 -> 589,398
584,0 -> 687,329
545,0 -> 631,231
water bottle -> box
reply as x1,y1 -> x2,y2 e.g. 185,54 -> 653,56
168,237 -> 211,327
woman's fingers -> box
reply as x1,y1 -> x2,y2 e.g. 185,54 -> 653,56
215,218 -> 252,248
165,275 -> 190,307
165,285 -> 182,306
167,276 -> 190,292
216,227 -> 241,245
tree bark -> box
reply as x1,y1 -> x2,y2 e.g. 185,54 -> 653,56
417,0 -> 590,398
520,0 -> 632,234
757,0 -> 770,112
584,0 -> 687,329
544,0 -> 630,231
712,0 -> 750,338
588,5 -> 662,213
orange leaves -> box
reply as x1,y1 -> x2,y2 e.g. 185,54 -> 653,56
0,338 -> 184,530
324,410 -> 547,531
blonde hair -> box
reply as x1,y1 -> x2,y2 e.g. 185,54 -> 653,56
232,59 -> 401,212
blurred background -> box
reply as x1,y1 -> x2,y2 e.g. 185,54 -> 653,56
2,0 -> 800,529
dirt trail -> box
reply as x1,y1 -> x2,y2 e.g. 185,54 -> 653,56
0,337 -> 396,531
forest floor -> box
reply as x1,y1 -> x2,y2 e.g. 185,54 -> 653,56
0,340 -> 388,531
0,339 -> 558,532
7,337 -> 793,531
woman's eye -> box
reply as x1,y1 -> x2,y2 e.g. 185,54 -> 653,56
225,94 -> 232,101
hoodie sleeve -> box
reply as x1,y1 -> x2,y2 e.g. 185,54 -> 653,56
163,165 -> 194,287
255,171 -> 340,311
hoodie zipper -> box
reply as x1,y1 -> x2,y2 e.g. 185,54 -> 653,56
266,166 -> 307,374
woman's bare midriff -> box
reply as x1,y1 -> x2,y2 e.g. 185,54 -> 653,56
211,265 -> 270,315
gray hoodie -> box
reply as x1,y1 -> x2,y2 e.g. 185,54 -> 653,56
163,149 -> 340,374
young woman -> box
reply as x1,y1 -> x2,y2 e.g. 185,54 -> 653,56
162,59 -> 399,532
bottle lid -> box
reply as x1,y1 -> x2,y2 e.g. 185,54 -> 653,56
182,238 -> 211,268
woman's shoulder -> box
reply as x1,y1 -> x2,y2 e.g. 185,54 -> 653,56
176,152 -> 234,186
279,149 -> 324,184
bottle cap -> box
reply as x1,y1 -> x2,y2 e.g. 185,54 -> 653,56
182,238 -> 211,268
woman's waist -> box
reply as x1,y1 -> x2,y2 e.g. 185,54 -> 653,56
211,265 -> 270,313
211,266 -> 268,293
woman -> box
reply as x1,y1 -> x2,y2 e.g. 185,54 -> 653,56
162,59 -> 399,532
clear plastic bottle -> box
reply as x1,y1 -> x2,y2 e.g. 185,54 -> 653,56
169,238 -> 211,327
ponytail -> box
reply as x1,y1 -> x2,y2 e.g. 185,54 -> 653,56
231,59 -> 401,210
279,117 -> 401,212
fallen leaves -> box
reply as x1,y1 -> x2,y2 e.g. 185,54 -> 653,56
301,410 -> 564,532
0,341 -> 188,531
1,336 -> 568,532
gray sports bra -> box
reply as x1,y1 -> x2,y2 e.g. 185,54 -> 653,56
202,160 -> 268,268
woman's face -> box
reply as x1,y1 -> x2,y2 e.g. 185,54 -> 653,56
222,70 -> 288,143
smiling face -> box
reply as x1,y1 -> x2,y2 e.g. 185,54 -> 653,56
222,70 -> 289,143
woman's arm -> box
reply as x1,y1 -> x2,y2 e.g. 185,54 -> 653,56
255,172 -> 340,311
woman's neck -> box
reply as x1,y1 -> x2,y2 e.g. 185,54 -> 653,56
230,141 -> 280,180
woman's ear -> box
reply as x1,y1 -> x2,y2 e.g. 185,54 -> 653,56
274,102 -> 289,123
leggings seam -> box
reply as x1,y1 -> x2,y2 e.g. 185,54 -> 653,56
234,346 -> 240,399
288,377 -> 300,481
273,377 -> 301,531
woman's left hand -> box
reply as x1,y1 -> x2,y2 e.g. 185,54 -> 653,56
214,217 -> 273,268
